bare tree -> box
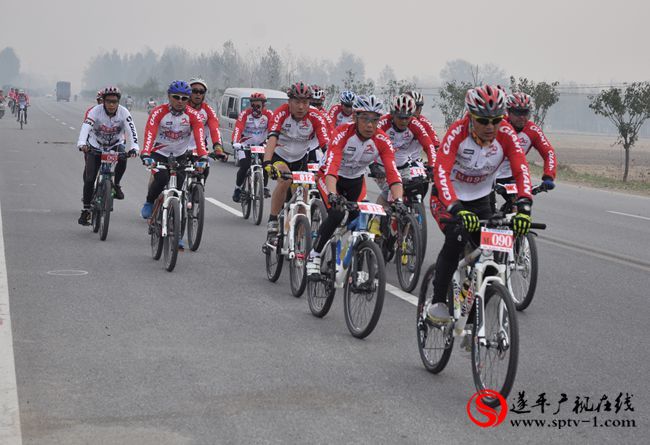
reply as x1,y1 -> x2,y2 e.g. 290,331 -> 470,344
589,82 -> 650,182
510,76 -> 560,129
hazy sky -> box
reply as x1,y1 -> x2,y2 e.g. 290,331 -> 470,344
2,0 -> 648,90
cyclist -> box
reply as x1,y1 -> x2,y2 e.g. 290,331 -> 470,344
139,80 -> 209,221
492,92 -> 556,209
308,85 -> 334,162
232,91 -> 274,202
406,90 -> 441,149
83,90 -> 103,120
15,89 -> 30,124
426,85 -> 534,322
187,77 -> 225,180
146,97 -> 157,114
125,95 -> 135,111
0,88 -> 4,103
263,81 -> 330,241
328,91 -> 356,128
373,94 -> 436,206
306,95 -> 406,275
76,86 -> 140,225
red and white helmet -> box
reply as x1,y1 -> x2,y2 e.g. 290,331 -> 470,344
391,94 -> 416,117
311,85 -> 325,101
96,90 -> 103,101
465,85 -> 507,117
407,90 -> 424,106
507,92 -> 533,111
101,86 -> 121,100
250,91 -> 267,102
287,81 -> 312,99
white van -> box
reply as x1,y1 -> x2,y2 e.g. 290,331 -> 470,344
219,87 -> 288,157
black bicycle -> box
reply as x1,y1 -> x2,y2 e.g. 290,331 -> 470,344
90,149 -> 126,241
180,158 -> 206,251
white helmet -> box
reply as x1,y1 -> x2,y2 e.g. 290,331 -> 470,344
391,94 -> 416,117
407,90 -> 424,106
189,77 -> 208,92
353,95 -> 383,115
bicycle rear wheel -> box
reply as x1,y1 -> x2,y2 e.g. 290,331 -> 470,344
187,184 -> 205,251
99,177 -> 112,241
252,170 -> 264,226
310,199 -> 327,246
150,202 -> 163,260
307,242 -> 336,317
416,264 -> 454,373
163,199 -> 181,272
413,202 -> 428,259
91,183 -> 101,234
265,228 -> 284,282
507,233 -> 538,311
289,215 -> 311,298
241,174 -> 252,219
471,282 -> 519,407
343,239 -> 385,339
395,213 -> 423,292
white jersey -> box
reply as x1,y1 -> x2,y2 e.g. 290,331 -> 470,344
78,105 -> 139,151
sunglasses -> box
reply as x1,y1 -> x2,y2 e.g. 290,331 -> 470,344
509,109 -> 530,116
357,115 -> 380,125
191,89 -> 206,95
171,95 -> 190,101
471,114 -> 504,126
251,104 -> 262,109
103,99 -> 119,104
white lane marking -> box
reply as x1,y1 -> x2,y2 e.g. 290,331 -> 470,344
61,122 -> 67,126
69,126 -> 75,130
0,203 -> 23,444
206,197 -> 243,217
607,211 -> 650,221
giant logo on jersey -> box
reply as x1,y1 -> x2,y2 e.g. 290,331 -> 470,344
99,124 -> 121,135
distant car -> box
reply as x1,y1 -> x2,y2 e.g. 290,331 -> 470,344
218,87 -> 288,158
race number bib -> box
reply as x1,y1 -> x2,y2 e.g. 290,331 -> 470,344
291,171 -> 315,184
357,202 -> 386,216
504,183 -> 518,194
101,152 -> 119,163
250,145 -> 265,154
480,228 -> 514,253
307,163 -> 320,172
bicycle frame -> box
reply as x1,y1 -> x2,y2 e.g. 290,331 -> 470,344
280,182 -> 311,260
154,164 -> 182,238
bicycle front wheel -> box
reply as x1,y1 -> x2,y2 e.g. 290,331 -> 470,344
266,230 -> 284,282
395,213 -> 423,292
471,282 -> 519,407
241,174 -> 252,219
163,199 -> 181,272
91,183 -> 101,234
252,170 -> 264,226
343,239 -> 386,339
289,215 -> 311,298
507,233 -> 538,311
187,184 -> 205,251
99,177 -> 112,241
307,241 -> 336,317
150,203 -> 163,260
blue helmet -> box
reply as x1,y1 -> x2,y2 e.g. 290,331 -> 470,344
340,90 -> 356,106
167,80 -> 191,95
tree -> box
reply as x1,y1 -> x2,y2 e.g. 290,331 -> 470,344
378,65 -> 396,87
342,70 -> 374,95
589,82 -> 650,182
333,51 -> 365,86
440,59 -> 507,86
259,46 -> 283,89
437,81 -> 472,128
0,47 -> 20,84
510,76 -> 560,129
381,78 -> 416,104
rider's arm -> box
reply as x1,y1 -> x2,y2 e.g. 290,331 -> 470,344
123,107 -> 140,152
500,123 -> 533,201
264,104 -> 288,163
375,131 -> 404,200
377,115 -> 391,132
232,108 -> 250,144
322,127 -> 348,187
203,103 -> 222,146
187,107 -> 208,157
327,104 -> 339,122
419,115 -> 441,148
308,109 -> 331,148
141,106 -> 164,156
434,119 -> 466,209
526,123 -> 557,180
77,107 -> 97,147
410,118 -> 436,167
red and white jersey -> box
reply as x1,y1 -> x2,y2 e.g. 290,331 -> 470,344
268,104 -> 330,162
77,104 -> 139,151
190,102 -> 222,148
378,115 -> 436,167
308,107 -> 334,151
435,116 -> 532,207
497,119 -> 557,180
328,104 -> 354,127
232,108 -> 274,146
323,123 -> 402,185
416,114 -> 441,148
141,104 -> 207,158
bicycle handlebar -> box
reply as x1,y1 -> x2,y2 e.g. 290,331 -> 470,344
440,216 -> 546,230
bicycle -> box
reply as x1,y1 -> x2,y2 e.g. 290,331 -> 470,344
417,216 -> 545,407
147,155 -> 184,272
180,158 -> 206,251
306,162 -> 327,249
263,171 -> 314,297
17,104 -> 26,129
235,143 -> 266,226
89,148 -> 126,241
401,160 -> 431,260
493,182 -> 550,311
307,201 -> 387,339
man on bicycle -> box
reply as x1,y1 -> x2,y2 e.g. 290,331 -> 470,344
232,91 -> 274,203
492,92 -> 556,210
76,86 -> 140,225
407,90 -> 441,149
263,81 -> 330,242
187,77 -> 225,181
373,94 -> 437,207
426,85 -> 534,322
308,85 -> 334,162
139,80 -> 209,220
307,95 -> 406,275
328,91 -> 356,128
15,89 -> 30,124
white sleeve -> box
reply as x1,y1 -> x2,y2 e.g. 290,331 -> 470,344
123,108 -> 139,152
77,108 -> 96,147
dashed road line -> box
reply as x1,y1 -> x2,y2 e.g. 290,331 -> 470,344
607,210 -> 650,221
206,197 -> 243,217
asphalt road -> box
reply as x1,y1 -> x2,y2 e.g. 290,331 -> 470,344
0,98 -> 647,444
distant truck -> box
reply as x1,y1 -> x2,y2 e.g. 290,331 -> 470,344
56,81 -> 71,102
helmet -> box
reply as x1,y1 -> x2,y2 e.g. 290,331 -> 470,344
339,90 -> 356,106
353,95 -> 383,115
96,90 -> 103,100
167,80 -> 191,95
465,85 -> 507,117
18,89 -> 25,94
407,91 -> 424,106
507,92 -> 533,111
101,86 -> 121,99
287,81 -> 312,99
391,94 -> 416,117
250,91 -> 267,102
311,85 -> 325,101
189,77 -> 208,91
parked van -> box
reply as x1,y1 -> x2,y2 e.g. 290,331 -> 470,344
218,88 -> 288,157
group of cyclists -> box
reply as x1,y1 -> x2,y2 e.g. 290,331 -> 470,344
74,78 -> 557,323
1,87 -> 30,123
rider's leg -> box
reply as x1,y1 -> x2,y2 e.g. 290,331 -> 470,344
82,153 -> 101,208
145,153 -> 170,204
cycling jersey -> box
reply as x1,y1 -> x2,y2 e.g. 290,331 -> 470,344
415,114 -> 441,148
17,94 -> 29,106
496,119 -> 556,180
77,104 -> 139,151
435,115 -> 532,207
308,107 -> 334,152
268,104 -> 330,162
323,122 -> 401,186
378,115 -> 436,167
189,102 -> 222,148
328,104 -> 354,127
232,108 -> 274,146
141,104 -> 207,158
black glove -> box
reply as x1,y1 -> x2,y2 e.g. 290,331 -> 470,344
127,149 -> 138,158
425,165 -> 434,180
392,199 -> 408,215
328,193 -> 345,209
512,197 -> 533,236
